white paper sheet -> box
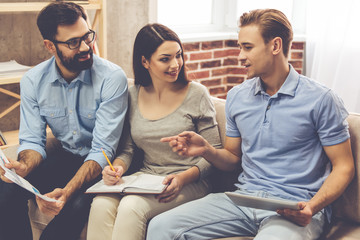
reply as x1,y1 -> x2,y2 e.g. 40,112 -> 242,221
0,149 -> 59,202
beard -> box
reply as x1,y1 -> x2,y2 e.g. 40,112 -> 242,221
56,46 -> 94,73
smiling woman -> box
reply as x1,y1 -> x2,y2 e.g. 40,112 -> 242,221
86,23 -> 222,240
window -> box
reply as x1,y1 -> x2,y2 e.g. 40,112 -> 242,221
157,0 -> 225,34
158,0 -> 213,26
156,0 -> 306,40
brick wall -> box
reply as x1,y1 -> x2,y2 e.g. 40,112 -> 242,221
183,40 -> 305,99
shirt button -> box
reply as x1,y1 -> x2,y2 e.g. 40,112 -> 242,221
267,105 -> 271,110
69,89 -> 72,92
69,110 -> 73,114
79,147 -> 83,150
73,130 -> 77,135
88,114 -> 92,118
50,113 -> 54,117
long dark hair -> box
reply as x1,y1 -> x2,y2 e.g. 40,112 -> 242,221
132,23 -> 189,86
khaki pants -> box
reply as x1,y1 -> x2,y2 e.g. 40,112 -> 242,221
87,172 -> 210,240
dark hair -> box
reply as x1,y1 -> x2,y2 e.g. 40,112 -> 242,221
37,2 -> 87,41
239,9 -> 293,57
133,23 -> 189,86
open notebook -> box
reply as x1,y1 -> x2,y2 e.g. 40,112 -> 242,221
86,173 -> 167,194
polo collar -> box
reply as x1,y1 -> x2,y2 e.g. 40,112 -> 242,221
254,65 -> 299,97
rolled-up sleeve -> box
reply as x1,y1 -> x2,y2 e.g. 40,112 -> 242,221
315,90 -> 350,146
85,69 -> 128,168
18,75 -> 47,159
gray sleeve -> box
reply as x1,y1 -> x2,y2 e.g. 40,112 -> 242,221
114,113 -> 135,170
194,89 -> 222,180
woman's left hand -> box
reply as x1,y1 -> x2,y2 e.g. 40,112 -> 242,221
156,174 -> 184,203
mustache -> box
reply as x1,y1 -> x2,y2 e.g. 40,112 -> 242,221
75,49 -> 93,59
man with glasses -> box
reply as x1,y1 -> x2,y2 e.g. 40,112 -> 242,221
0,2 -> 128,240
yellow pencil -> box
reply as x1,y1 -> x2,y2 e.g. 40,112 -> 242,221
101,149 -> 116,172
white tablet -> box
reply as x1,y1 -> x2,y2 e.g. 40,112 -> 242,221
225,192 -> 300,211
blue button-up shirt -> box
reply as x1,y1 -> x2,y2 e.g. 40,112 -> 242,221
226,65 -> 349,219
18,55 -> 128,168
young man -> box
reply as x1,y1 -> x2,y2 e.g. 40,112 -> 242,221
0,2 -> 128,240
146,9 -> 354,240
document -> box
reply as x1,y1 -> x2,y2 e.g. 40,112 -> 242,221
0,60 -> 32,77
0,148 -> 59,202
86,173 -> 167,194
225,191 -> 300,211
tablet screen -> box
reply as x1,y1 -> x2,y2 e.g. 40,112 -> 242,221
225,192 -> 300,211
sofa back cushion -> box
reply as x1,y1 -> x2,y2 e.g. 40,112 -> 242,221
210,96 -> 242,193
211,96 -> 226,144
332,113 -> 360,223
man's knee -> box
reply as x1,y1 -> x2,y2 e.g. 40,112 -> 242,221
147,214 -> 174,240
256,215 -> 324,240
0,181 -> 29,208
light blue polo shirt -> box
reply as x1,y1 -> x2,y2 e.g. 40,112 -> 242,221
226,65 -> 349,217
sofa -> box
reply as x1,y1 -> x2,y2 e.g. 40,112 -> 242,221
1,85 -> 360,240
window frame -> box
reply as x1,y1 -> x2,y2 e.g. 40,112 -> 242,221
154,0 -> 305,42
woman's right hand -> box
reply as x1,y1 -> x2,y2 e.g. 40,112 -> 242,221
102,165 -> 124,185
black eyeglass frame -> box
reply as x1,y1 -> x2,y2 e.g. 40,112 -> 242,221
52,29 -> 96,50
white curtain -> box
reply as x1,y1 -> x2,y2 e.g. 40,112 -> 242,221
306,0 -> 360,113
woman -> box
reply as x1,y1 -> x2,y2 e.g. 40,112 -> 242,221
87,23 -> 221,240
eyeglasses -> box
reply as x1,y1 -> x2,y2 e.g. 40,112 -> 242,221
52,30 -> 95,50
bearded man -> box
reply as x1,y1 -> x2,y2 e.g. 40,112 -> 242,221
0,2 -> 128,240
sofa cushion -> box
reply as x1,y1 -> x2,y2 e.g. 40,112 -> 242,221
332,113 -> 360,223
322,219 -> 360,240
211,96 -> 226,144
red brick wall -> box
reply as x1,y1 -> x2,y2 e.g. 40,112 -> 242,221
183,40 -> 305,99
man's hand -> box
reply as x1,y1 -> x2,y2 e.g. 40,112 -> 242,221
102,165 -> 124,185
156,174 -> 185,203
36,188 -> 67,216
161,131 -> 208,157
0,158 -> 28,183
277,202 -> 313,226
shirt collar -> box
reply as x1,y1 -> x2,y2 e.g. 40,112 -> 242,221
47,56 -> 91,85
254,64 -> 299,97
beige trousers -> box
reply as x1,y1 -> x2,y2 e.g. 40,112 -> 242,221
87,173 -> 210,240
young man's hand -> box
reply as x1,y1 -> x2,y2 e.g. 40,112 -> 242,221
277,202 -> 314,226
161,131 -> 208,157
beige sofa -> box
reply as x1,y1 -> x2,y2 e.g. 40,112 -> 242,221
2,91 -> 360,240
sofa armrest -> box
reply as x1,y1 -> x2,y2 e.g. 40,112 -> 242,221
332,113 -> 360,223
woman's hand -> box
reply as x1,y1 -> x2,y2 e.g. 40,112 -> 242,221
156,174 -> 185,203
102,165 -> 124,185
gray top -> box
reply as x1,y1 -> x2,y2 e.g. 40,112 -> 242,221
116,81 -> 221,179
